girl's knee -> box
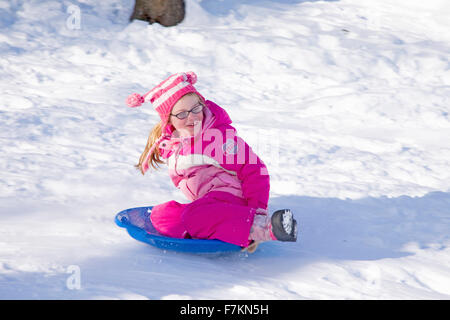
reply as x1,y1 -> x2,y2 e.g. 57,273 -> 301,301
152,200 -> 183,217
151,200 -> 188,238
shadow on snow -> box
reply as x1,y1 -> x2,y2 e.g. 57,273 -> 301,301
200,0 -> 339,17
67,191 -> 450,299
3,191 -> 448,299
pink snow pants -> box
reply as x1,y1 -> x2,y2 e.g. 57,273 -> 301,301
150,191 -> 255,247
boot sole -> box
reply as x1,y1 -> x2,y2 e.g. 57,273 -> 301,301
271,209 -> 298,242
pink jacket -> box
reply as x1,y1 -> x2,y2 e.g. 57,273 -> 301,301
158,100 -> 270,210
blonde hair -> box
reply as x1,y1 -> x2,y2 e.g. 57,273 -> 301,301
135,121 -> 165,175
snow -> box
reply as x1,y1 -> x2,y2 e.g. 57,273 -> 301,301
1,0 -> 450,299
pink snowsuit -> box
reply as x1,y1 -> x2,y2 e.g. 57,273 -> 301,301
150,100 -> 270,247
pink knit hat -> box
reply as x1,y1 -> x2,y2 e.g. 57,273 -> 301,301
125,71 -> 205,173
125,71 -> 205,133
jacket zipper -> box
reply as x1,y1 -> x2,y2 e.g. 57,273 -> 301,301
174,140 -> 183,176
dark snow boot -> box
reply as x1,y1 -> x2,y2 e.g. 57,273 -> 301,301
270,209 -> 298,242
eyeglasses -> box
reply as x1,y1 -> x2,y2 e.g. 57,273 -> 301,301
170,103 -> 204,120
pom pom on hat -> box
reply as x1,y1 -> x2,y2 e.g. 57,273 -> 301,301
185,71 -> 197,85
126,93 -> 145,108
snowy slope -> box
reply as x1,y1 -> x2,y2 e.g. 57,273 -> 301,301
1,0 -> 450,299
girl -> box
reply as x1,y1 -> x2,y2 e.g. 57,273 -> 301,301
124,72 -> 298,251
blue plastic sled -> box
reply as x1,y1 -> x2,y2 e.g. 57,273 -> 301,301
115,206 -> 242,253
